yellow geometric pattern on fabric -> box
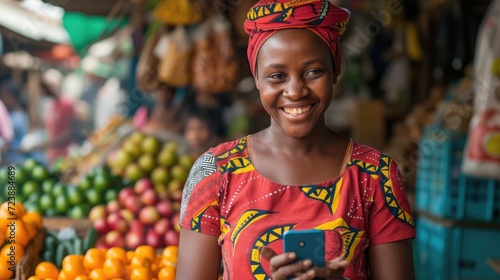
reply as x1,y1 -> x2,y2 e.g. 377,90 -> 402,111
231,210 -> 274,252
191,200 -> 219,232
348,159 -> 379,175
250,224 -> 295,280
216,137 -> 247,160
247,0 -> 320,22
219,156 -> 255,174
300,177 -> 343,215
379,155 -> 414,226
314,218 -> 364,261
218,217 -> 231,245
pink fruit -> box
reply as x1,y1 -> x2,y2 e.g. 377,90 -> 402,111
141,188 -> 158,206
156,200 -> 175,218
164,229 -> 180,246
134,178 -> 154,195
105,230 -> 126,248
146,228 -> 165,248
119,209 -> 135,223
129,219 -> 146,234
124,195 -> 143,213
170,189 -> 183,202
125,231 -> 144,250
95,236 -> 109,250
119,187 -> 135,205
171,213 -> 181,233
88,205 -> 106,222
93,217 -> 110,235
106,200 -> 122,213
107,212 -> 129,233
138,206 -> 160,225
154,218 -> 172,235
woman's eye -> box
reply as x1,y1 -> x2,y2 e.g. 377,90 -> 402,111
269,73 -> 286,80
306,69 -> 324,77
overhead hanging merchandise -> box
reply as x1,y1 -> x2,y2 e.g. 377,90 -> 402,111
156,26 -> 192,87
153,0 -> 203,25
191,16 -> 239,95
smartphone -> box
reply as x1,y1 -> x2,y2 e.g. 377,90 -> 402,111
283,229 -> 325,267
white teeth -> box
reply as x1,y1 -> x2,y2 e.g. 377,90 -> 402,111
283,106 -> 311,116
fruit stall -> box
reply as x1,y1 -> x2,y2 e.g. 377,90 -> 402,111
0,129 -> 192,279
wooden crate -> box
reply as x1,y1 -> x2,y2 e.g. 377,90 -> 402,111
42,217 -> 92,239
16,228 -> 46,280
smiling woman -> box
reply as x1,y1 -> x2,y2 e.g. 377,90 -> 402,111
176,1 -> 416,280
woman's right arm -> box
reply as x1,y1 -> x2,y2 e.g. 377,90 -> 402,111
177,229 -> 222,280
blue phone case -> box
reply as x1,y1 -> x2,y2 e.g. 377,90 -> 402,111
283,229 -> 325,267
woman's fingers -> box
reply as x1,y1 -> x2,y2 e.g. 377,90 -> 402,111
306,257 -> 350,279
259,246 -> 314,280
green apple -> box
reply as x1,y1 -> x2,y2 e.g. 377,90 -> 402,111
151,167 -> 170,185
31,165 -> 50,181
138,154 -> 157,173
141,136 -> 161,155
171,165 -> 189,182
125,163 -> 146,182
157,150 -> 177,168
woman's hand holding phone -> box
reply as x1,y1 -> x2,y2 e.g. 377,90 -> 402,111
259,246 -> 350,279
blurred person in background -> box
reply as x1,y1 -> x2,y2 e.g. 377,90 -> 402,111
25,69 -> 79,166
0,97 -> 13,165
133,83 -> 187,135
184,109 -> 223,159
0,80 -> 29,165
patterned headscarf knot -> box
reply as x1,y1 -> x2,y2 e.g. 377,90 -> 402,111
244,0 -> 350,77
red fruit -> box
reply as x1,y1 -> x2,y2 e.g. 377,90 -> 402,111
138,206 -> 160,225
118,187 -> 135,205
107,212 -> 129,233
171,213 -> 181,233
119,209 -> 135,223
146,228 -> 165,248
106,200 -> 122,213
164,229 -> 180,246
141,188 -> 158,206
88,205 -> 107,222
125,231 -> 144,250
93,216 -> 110,234
170,189 -> 183,202
156,200 -> 175,218
105,230 -> 126,247
134,178 -> 154,195
124,195 -> 143,213
154,218 -> 172,235
129,219 -> 146,235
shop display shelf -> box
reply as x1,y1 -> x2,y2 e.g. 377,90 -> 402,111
416,215 -> 500,280
416,127 -> 500,223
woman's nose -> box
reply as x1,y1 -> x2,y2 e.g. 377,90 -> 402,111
283,77 -> 308,99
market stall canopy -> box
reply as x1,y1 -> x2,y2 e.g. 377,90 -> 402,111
0,0 -> 69,44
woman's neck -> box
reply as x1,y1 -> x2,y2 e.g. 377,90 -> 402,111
259,122 -> 336,156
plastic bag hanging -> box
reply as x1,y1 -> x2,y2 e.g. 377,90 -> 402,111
157,26 -> 192,87
191,16 -> 239,94
153,0 -> 203,25
462,0 -> 500,179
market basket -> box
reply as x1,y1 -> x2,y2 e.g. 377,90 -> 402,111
416,126 -> 500,223
16,227 -> 46,280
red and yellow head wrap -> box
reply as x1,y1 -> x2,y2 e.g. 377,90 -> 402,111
244,0 -> 350,77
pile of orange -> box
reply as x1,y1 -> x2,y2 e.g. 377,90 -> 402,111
0,201 -> 43,280
29,244 -> 178,280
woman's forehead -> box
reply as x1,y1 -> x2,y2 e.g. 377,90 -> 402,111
258,29 -> 331,63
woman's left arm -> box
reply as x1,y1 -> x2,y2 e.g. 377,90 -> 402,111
367,238 -> 415,280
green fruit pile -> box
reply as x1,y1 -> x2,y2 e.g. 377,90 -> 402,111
0,158 -> 58,214
0,159 -> 125,219
107,132 -> 194,187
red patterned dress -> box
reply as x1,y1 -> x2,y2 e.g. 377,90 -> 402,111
180,136 -> 415,280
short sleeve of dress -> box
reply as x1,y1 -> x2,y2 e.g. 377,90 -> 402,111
179,151 -> 222,236
368,155 -> 416,246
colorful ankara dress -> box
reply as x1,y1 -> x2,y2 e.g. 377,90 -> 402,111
180,136 -> 416,280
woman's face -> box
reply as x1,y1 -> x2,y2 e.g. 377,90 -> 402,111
255,29 -> 335,139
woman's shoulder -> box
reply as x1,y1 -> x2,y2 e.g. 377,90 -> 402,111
202,136 -> 250,159
349,142 -> 398,171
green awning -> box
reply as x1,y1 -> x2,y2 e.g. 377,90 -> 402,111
62,12 -> 129,57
